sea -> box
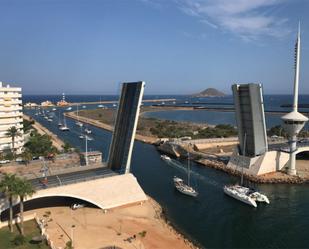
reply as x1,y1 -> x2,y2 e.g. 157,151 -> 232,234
23,94 -> 309,249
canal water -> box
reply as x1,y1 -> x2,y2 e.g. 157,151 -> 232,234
24,95 -> 309,248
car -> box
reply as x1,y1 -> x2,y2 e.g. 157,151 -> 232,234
0,160 -> 10,164
299,138 -> 309,144
71,203 -> 85,210
15,157 -> 24,162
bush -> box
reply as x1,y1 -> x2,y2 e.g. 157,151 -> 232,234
24,132 -> 58,157
23,119 -> 35,133
65,240 -> 73,249
12,234 -> 26,246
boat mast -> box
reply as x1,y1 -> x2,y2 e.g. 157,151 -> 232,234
241,133 -> 247,186
187,152 -> 190,187
85,134 -> 88,165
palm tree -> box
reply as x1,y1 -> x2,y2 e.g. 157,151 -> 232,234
5,126 -> 22,156
15,178 -> 35,235
0,174 -> 18,232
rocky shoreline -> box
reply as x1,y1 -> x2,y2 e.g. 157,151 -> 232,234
148,197 -> 202,249
196,158 -> 309,184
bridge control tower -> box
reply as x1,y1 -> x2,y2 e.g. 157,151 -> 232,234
281,24 -> 308,176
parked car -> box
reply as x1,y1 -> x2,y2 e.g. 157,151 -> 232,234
71,203 -> 85,210
0,160 -> 10,164
15,157 -> 24,162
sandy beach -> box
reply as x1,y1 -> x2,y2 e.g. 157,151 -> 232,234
26,198 -> 197,249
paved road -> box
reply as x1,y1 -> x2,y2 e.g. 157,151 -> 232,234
30,167 -> 116,190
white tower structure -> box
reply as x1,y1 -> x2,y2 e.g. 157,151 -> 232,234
281,24 -> 308,176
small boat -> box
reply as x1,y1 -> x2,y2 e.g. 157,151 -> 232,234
85,128 -> 92,134
59,114 -> 69,131
82,105 -> 86,109
79,134 -> 84,139
59,126 -> 70,131
97,104 -> 104,108
160,155 -> 171,161
112,103 -> 117,107
173,153 -> 198,197
66,107 -> 72,111
47,118 -> 53,122
57,111 -> 62,126
52,108 -> 57,111
44,116 -> 48,120
75,105 -> 83,127
85,135 -> 93,141
76,121 -> 83,127
174,177 -> 198,197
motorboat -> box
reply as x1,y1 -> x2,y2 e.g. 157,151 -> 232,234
82,105 -> 86,109
224,185 -> 269,207
98,104 -> 104,108
76,121 -> 83,127
52,108 -> 57,111
160,155 -> 171,161
79,134 -> 84,139
66,107 -> 72,111
85,135 -> 93,141
85,128 -> 92,134
173,152 -> 198,197
47,118 -> 53,122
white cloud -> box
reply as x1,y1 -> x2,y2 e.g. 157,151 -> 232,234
175,0 -> 291,40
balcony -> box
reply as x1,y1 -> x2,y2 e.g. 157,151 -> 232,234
0,123 -> 23,131
0,93 -> 22,98
0,117 -> 23,124
0,112 -> 22,118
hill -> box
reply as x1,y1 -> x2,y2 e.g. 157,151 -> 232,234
192,88 -> 225,97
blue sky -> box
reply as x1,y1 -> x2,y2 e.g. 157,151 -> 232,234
0,0 -> 308,95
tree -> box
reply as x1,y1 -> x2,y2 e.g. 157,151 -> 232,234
0,174 -> 19,232
14,178 -> 35,235
21,149 -> 33,165
5,126 -> 22,156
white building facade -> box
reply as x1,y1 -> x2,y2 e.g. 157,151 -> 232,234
0,82 -> 24,154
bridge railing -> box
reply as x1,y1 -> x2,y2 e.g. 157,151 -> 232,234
32,172 -> 116,191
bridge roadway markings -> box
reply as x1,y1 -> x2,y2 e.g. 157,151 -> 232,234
30,167 -> 117,190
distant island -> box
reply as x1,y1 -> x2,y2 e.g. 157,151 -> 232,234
192,88 -> 225,97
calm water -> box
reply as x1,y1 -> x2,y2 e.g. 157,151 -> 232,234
24,95 -> 309,249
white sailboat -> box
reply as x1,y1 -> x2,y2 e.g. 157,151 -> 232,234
223,134 -> 270,207
173,153 -> 198,197
75,105 -> 83,127
98,97 -> 104,108
57,111 -> 62,127
59,114 -> 70,131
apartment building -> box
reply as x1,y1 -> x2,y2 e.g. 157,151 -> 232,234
0,82 -> 24,154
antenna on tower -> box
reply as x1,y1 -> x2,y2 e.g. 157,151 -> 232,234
293,21 -> 301,112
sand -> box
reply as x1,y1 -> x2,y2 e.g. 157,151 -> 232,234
25,198 -> 196,249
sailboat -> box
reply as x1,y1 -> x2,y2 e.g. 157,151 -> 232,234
59,114 -> 70,131
79,126 -> 85,139
98,97 -> 104,108
223,134 -> 270,207
57,111 -> 62,127
75,105 -> 83,127
173,152 -> 198,197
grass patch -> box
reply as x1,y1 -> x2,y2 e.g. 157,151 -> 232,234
0,220 -> 50,249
